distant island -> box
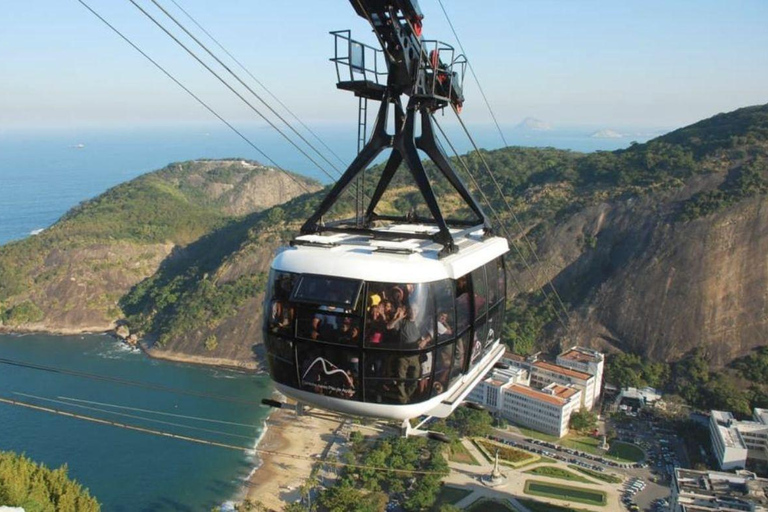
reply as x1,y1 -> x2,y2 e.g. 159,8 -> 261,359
516,116 -> 553,131
590,128 -> 624,139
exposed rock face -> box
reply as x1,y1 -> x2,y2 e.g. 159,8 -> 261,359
521,177 -> 768,366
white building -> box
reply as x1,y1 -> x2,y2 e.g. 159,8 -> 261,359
557,346 -> 605,400
467,367 -> 582,438
502,351 -> 600,411
710,410 -> 768,471
671,468 -> 768,511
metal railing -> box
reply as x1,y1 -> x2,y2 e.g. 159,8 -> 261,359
330,30 -> 387,85
420,39 -> 467,103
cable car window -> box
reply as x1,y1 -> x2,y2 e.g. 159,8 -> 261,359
296,306 -> 361,345
265,335 -> 298,388
291,275 -> 363,310
485,258 -> 501,306
365,282 -> 434,349
296,342 -> 360,400
265,271 -> 297,335
456,274 -> 471,334
495,257 -> 506,305
468,329 -> 483,369
364,351 -> 400,379
451,333 -> 470,381
432,343 -> 454,397
471,266 -> 488,320
487,303 -> 503,347
432,279 -> 455,342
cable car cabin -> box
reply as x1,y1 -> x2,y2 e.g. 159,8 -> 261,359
263,225 -> 508,421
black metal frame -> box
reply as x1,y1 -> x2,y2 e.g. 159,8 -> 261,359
300,0 -> 488,256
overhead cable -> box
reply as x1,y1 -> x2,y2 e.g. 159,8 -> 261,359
149,0 -> 346,177
167,0 -> 349,168
437,0 -> 510,148
126,0 -> 340,183
75,0 -> 312,195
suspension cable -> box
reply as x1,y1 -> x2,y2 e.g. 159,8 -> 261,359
437,0 -> 509,147
149,0 -> 346,177
0,395 -> 448,476
0,357 -> 264,406
167,0 -> 348,168
15,392 -> 257,441
126,0 -> 339,183
449,106 -> 573,330
75,0 -> 312,195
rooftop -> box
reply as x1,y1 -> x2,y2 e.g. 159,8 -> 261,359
756,408 -> 768,425
533,360 -> 592,381
506,383 -> 566,407
547,383 -> 581,400
675,469 -> 768,508
559,347 -> 603,364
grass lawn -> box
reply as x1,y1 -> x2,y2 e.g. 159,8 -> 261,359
433,485 -> 472,508
524,466 -> 593,484
607,441 -> 645,463
509,424 -> 561,443
517,498 -> 594,512
568,465 -> 623,484
447,441 -> 480,465
524,480 -> 607,506
465,498 -> 516,512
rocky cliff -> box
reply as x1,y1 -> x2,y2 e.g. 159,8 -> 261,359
0,159 -> 320,336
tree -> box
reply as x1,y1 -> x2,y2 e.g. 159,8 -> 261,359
569,409 -> 598,433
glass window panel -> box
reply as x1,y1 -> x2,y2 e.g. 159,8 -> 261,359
468,326 -> 484,370
265,334 -> 294,361
432,280 -> 455,342
296,342 -> 360,400
495,257 -> 506,305
296,306 -> 361,345
291,275 -> 362,310
451,333 -> 469,381
471,266 -> 488,320
485,258 -> 500,306
265,271 -> 297,334
432,343 -> 454,397
456,274 -> 471,334
486,303 -> 503,348
366,282 -> 434,349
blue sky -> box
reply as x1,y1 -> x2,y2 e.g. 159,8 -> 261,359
2,0 -> 767,131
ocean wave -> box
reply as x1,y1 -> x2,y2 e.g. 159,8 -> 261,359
93,341 -> 141,360
30,228 -> 45,235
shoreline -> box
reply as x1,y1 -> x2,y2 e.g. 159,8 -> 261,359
242,407 -> 344,511
0,325 -> 262,372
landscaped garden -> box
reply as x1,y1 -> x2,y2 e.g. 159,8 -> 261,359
607,441 -> 645,462
524,466 -> 593,483
517,498 -> 594,512
465,498 -> 516,512
568,465 -> 623,484
523,480 -> 607,506
433,485 -> 472,509
474,438 -> 537,467
447,441 -> 480,465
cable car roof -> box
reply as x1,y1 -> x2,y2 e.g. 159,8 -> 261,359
273,223 -> 508,283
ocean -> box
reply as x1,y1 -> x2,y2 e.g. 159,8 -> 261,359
0,333 -> 273,511
0,122 -> 657,509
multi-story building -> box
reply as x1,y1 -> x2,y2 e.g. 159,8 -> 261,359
710,410 -> 768,471
502,383 -> 582,437
671,468 -> 768,511
556,346 -> 605,400
467,367 -> 582,438
502,350 -> 600,411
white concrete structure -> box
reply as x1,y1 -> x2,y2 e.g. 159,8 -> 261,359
710,409 -> 768,471
467,367 -> 582,438
502,350 -> 601,411
671,468 -> 768,511
557,346 -> 605,400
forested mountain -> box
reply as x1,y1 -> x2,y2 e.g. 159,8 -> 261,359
1,105 -> 767,376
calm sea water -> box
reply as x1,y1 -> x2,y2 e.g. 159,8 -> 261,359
0,334 -> 272,511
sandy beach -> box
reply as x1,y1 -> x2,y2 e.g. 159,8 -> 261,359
243,407 -> 344,511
